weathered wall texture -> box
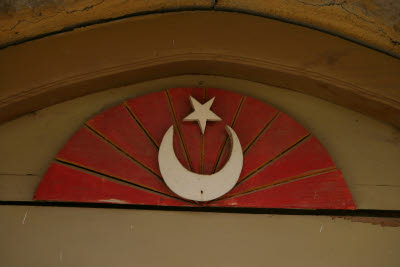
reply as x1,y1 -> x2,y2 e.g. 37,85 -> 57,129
1,205 -> 399,267
0,0 -> 214,47
217,0 -> 400,57
0,0 -> 399,57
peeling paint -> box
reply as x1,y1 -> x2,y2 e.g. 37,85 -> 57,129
98,199 -> 129,204
332,216 -> 400,227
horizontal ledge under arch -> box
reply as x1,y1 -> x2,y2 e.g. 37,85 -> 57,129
1,11 -> 399,127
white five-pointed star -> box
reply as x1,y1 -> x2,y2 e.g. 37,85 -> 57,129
183,96 -> 221,134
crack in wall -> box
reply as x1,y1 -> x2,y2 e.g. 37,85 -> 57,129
65,0 -> 105,14
212,0 -> 218,9
294,0 -> 345,7
1,0 -> 105,32
4,0 -> 106,32
6,11 -> 61,32
0,173 -> 36,176
0,1 -> 399,56
294,0 -> 400,46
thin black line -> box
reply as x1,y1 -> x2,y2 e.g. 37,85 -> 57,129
123,102 -> 159,149
1,200 -> 400,218
165,90 -> 192,171
239,134 -> 311,183
201,88 -> 208,174
243,111 -> 280,154
213,96 -> 245,173
84,124 -> 161,178
217,167 -> 336,201
55,160 -> 196,205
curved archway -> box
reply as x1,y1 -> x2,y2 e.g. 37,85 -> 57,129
1,11 -> 399,127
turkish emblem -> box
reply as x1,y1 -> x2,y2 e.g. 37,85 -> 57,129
34,87 -> 355,209
159,96 -> 243,201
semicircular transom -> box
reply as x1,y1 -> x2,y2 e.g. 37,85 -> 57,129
34,87 -> 355,210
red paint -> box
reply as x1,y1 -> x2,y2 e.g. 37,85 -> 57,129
125,91 -> 189,169
210,170 -> 356,209
216,97 -> 278,172
125,91 -> 173,146
56,127 -> 173,195
227,136 -> 335,196
35,88 -> 356,210
87,104 -> 160,175
239,112 -> 310,180
168,88 -> 204,173
203,88 -> 242,174
34,163 -> 193,206
234,97 -> 278,150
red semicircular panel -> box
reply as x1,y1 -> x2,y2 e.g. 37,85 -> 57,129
34,88 -> 356,210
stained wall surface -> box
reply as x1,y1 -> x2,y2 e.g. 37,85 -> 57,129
1,205 -> 399,267
0,75 -> 399,266
1,0 -> 399,57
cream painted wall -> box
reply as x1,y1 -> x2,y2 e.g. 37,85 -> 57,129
0,205 -> 399,267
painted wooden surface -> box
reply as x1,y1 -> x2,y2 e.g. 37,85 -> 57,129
0,76 -> 399,209
216,96 -> 278,172
125,91 -> 190,170
226,136 -> 336,197
232,97 -> 278,151
211,170 -> 355,209
86,104 -> 160,175
125,91 -> 174,146
54,127 -> 173,195
168,88 -> 204,173
239,113 -> 310,180
34,87 -> 355,209
203,88 -> 242,174
34,163 -> 190,206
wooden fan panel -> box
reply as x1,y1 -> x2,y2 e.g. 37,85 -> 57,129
55,127 -> 173,195
86,104 -> 160,175
34,87 -> 356,210
168,87 -> 204,173
215,97 -> 279,173
239,112 -> 310,180
125,91 -> 173,146
210,170 -> 355,209
226,136 -> 336,197
35,163 -> 192,206
125,91 -> 189,170
233,97 -> 279,151
203,88 -> 243,174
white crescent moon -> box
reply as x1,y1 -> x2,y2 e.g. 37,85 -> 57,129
158,125 -> 243,201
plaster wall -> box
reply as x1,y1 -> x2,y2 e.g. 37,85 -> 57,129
1,0 -> 399,57
1,205 -> 399,267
